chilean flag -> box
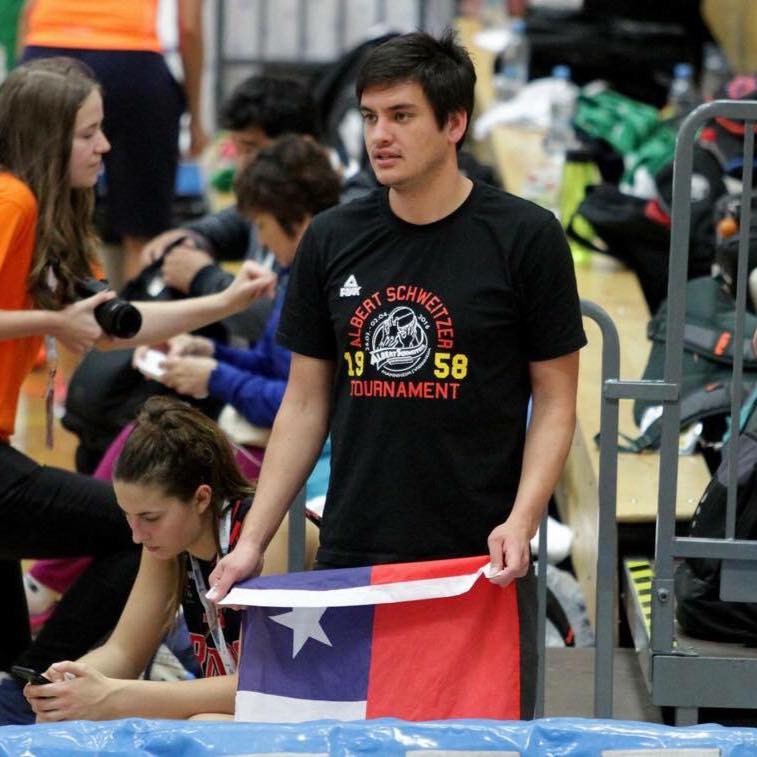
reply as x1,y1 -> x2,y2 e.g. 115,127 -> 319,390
222,555 -> 521,722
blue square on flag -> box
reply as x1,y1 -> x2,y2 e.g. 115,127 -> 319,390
224,556 -> 522,722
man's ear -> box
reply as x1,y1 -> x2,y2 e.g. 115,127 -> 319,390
446,109 -> 468,147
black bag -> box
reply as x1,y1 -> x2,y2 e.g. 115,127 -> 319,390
675,418 -> 757,644
567,183 -> 673,313
713,193 -> 757,308
568,148 -> 725,313
625,277 -> 757,454
526,5 -> 708,107
61,260 -> 225,473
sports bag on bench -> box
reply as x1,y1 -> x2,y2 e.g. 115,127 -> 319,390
675,400 -> 757,644
624,276 -> 757,453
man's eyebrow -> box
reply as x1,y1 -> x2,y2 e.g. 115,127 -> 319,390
360,103 -> 418,113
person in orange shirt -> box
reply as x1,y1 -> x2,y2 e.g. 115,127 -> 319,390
18,0 -> 207,282
0,57 -> 275,677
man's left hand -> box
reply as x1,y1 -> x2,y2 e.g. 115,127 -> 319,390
486,517 -> 532,587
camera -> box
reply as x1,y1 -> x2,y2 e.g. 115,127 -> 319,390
74,277 -> 142,339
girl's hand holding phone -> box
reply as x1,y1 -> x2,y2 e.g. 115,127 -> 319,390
24,660 -> 121,722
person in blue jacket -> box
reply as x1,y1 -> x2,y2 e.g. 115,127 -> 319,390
136,135 -> 342,430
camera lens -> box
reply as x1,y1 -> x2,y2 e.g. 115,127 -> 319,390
74,277 -> 143,338
94,299 -> 142,339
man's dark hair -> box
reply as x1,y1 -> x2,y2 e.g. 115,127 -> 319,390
354,29 -> 476,147
220,75 -> 320,138
235,135 -> 341,236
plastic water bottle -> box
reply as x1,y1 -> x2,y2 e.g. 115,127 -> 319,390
667,62 -> 699,117
701,43 -> 730,101
494,19 -> 529,102
523,65 -> 576,219
543,65 -> 577,155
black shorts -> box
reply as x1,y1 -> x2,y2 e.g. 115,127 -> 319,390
22,47 -> 184,238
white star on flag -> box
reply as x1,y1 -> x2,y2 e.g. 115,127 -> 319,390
269,607 -> 333,658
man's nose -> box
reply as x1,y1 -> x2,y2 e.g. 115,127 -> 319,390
370,116 -> 393,144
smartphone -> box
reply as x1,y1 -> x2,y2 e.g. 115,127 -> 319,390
11,665 -> 52,685
135,348 -> 166,380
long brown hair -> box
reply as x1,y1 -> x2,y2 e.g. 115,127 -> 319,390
114,397 -> 255,626
0,57 -> 101,309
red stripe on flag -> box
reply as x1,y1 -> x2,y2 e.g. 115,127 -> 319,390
369,555 -> 490,585
365,573 -> 520,720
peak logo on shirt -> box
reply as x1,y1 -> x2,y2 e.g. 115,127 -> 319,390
340,275 -> 362,297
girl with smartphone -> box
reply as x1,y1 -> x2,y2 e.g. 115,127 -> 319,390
24,396 -> 253,720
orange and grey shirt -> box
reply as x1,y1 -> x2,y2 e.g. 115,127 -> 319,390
25,0 -> 161,52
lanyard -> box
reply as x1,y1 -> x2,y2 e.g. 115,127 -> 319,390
43,336 -> 58,449
188,507 -> 236,675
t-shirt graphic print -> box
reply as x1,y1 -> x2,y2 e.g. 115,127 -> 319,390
346,284 -> 465,400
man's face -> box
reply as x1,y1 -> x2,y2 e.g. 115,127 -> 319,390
230,125 -> 272,169
360,81 -> 465,191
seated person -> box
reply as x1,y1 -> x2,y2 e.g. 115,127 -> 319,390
7,137 -> 338,724
138,74 -> 322,343
137,135 -> 342,442
137,73 -> 376,344
58,76 -> 322,478
23,396 -> 253,722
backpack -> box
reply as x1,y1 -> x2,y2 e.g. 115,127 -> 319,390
674,405 -> 757,644
566,147 -> 725,313
623,276 -> 757,454
566,183 -> 674,313
713,193 -> 757,308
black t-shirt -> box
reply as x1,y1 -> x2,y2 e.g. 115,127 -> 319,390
182,497 -> 251,677
278,182 -> 586,567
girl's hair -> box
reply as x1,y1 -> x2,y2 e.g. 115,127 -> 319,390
114,397 -> 255,629
0,57 -> 101,309
114,396 -> 254,516
234,134 -> 341,236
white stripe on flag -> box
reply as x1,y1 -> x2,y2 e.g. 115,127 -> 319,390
223,563 -> 494,608
235,690 -> 367,722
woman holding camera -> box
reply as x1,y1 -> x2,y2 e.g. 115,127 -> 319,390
0,58 -> 274,676
24,397 -> 252,721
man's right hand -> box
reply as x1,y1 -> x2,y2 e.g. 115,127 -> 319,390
206,540 -> 265,604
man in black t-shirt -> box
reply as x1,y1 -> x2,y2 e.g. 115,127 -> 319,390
209,30 -> 586,715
